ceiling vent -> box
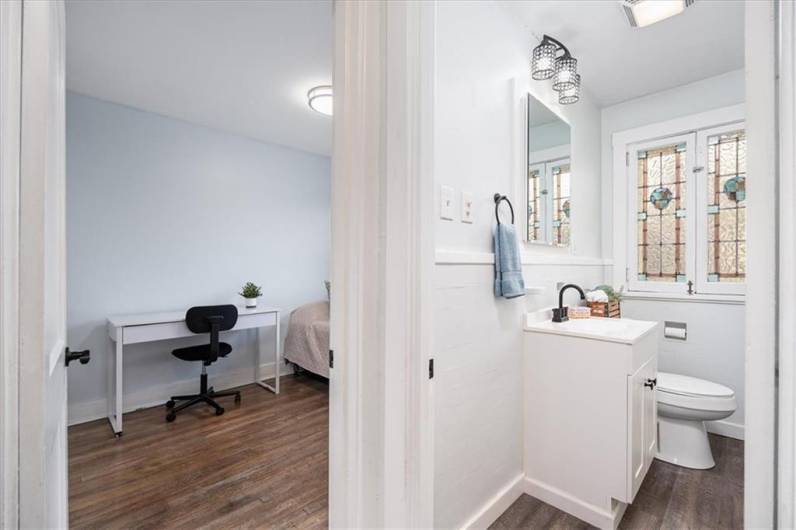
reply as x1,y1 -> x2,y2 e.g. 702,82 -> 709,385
622,0 -> 696,28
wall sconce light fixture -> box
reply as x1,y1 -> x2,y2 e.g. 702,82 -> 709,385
531,35 -> 580,105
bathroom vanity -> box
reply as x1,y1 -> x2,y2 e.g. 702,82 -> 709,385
523,313 -> 661,529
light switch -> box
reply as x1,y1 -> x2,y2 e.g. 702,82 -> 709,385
461,191 -> 474,223
440,185 -> 454,220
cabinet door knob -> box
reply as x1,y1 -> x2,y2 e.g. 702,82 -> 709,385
644,377 -> 657,389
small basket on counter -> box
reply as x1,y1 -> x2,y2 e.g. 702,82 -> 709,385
589,301 -> 621,319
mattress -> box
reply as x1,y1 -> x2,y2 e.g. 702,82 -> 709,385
283,300 -> 330,378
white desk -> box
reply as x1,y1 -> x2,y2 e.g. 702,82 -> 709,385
106,306 -> 280,436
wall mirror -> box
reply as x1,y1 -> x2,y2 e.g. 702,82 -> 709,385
526,93 -> 571,247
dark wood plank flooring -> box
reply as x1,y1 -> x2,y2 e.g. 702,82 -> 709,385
490,434 -> 744,530
68,375 -> 329,529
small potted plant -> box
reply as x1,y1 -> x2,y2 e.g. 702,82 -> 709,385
239,282 -> 263,308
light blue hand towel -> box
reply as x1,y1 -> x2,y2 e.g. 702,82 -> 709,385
494,223 -> 525,298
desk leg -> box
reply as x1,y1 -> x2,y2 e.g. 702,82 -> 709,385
106,327 -> 123,436
256,314 -> 280,394
275,315 -> 280,393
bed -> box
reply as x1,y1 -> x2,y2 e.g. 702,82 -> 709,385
283,300 -> 330,378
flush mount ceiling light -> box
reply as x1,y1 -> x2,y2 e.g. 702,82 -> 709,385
621,0 -> 695,28
530,35 -> 580,105
307,85 -> 333,116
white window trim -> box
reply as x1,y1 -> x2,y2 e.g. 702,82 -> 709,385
612,103 -> 745,299
695,122 -> 748,295
626,133 -> 696,294
528,155 -> 571,244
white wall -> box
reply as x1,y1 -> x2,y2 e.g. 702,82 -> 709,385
529,121 -> 570,152
600,70 -> 747,436
432,3 -> 607,527
66,92 -> 330,423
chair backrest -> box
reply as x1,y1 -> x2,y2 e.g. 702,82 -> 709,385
185,305 -> 238,334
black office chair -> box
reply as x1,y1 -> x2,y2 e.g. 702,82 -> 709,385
165,305 -> 241,422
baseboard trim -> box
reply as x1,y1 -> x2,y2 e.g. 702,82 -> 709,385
521,476 -> 621,530
707,419 -> 745,440
68,361 -> 294,426
461,473 -> 524,530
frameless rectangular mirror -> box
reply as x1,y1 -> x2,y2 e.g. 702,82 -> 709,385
527,93 -> 571,247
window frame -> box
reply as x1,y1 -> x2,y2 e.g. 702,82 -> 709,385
527,154 -> 570,246
626,133 -> 697,294
695,123 -> 747,296
611,104 -> 746,301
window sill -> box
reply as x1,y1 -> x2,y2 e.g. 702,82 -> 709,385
622,291 -> 745,305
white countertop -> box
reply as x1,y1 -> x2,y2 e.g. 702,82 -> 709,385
524,314 -> 660,345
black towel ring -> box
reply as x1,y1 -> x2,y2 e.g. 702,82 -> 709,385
494,193 -> 515,225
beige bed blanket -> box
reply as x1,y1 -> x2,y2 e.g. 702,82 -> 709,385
284,300 -> 330,378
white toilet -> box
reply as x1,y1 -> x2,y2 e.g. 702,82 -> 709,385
655,372 -> 737,470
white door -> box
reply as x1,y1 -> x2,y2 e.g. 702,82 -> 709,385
17,1 -> 77,528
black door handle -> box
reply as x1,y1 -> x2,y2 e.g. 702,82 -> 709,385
644,377 -> 657,389
65,348 -> 90,366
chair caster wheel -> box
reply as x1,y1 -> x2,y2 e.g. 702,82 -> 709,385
215,407 -> 225,416
166,412 -> 176,422
166,400 -> 175,409
234,394 -> 241,403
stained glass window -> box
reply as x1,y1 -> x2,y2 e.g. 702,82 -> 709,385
527,167 -> 542,241
636,143 -> 687,282
552,162 -> 571,246
706,130 -> 746,283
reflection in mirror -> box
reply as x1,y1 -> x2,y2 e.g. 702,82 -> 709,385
527,93 -> 571,246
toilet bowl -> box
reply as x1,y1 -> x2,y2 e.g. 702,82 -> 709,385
655,372 -> 737,470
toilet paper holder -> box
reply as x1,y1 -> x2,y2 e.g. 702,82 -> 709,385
664,321 -> 687,340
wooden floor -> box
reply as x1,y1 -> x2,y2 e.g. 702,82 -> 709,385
68,375 -> 329,529
491,434 -> 744,530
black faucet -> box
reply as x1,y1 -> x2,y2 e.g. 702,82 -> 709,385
552,283 -> 586,323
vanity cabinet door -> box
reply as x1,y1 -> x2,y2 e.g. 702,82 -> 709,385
627,356 -> 657,502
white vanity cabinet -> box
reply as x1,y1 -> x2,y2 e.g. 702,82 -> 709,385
522,315 -> 660,530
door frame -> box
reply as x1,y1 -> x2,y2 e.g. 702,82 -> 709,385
0,1 -> 22,528
745,1 -> 780,527
329,0 -> 435,527
775,0 -> 796,526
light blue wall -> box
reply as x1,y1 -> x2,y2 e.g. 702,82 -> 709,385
66,92 -> 330,419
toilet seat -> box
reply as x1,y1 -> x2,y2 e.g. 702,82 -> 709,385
656,372 -> 736,412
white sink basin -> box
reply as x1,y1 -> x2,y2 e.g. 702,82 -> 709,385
524,312 -> 659,345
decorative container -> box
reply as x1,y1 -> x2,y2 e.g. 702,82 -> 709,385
569,306 -> 592,319
244,297 -> 258,308
589,301 -> 621,318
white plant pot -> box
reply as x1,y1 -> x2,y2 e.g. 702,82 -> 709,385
244,297 -> 258,308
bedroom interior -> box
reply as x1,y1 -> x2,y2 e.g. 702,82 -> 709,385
63,1 -> 333,527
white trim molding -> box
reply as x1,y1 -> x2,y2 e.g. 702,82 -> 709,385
777,0 -> 796,526
0,1 -> 22,527
435,249 -> 611,267
611,104 -> 746,291
330,1 -> 435,527
522,477 -> 626,530
460,474 -> 524,530
744,1 -> 778,527
707,419 -> 745,441
67,361 -> 294,427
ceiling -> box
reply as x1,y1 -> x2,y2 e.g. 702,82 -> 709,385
528,93 -> 564,127
503,0 -> 745,107
66,0 -> 333,156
